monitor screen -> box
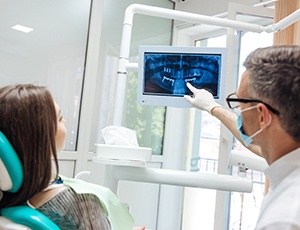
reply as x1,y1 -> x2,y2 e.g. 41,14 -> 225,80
137,45 -> 227,108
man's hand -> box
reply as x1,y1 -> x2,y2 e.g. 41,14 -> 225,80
184,83 -> 221,113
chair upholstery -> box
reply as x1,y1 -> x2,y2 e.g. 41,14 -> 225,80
0,132 -> 23,193
0,216 -> 30,230
0,131 -> 60,230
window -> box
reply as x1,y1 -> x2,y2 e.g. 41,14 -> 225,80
182,28 -> 273,230
182,34 -> 227,230
124,66 -> 166,155
89,0 -> 174,155
229,30 -> 273,230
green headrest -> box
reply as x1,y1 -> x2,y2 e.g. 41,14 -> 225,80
0,131 -> 23,193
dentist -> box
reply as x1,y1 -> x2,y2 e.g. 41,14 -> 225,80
185,45 -> 300,230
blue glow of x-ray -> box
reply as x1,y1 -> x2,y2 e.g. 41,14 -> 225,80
143,52 -> 221,97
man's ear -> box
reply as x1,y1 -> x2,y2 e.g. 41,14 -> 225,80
257,103 -> 272,128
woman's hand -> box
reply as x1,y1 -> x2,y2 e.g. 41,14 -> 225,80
133,226 -> 146,230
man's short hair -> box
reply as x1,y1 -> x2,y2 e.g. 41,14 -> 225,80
244,45 -> 300,141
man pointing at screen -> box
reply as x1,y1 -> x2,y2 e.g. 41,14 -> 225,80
184,45 -> 300,230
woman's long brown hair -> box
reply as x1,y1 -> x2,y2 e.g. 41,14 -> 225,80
0,84 -> 59,208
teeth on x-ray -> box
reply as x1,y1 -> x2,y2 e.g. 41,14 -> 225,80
184,77 -> 196,83
162,76 -> 175,86
164,67 -> 171,73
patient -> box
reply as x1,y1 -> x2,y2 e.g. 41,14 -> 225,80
0,84 -> 143,230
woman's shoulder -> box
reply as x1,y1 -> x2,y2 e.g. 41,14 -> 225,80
28,184 -> 67,209
36,187 -> 111,229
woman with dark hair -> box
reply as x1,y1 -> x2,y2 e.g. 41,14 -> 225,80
0,84 -> 138,230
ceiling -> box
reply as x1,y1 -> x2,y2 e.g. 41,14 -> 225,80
0,0 -> 279,60
0,0 -> 91,59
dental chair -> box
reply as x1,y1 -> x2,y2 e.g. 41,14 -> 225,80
0,131 -> 60,230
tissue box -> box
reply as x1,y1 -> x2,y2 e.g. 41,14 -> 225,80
95,144 -> 152,163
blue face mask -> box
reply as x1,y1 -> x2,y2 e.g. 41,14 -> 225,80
236,106 -> 263,147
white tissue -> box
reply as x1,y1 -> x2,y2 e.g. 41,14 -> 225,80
96,126 -> 152,167
101,126 -> 139,147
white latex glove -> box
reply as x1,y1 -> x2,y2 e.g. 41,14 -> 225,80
184,82 -> 221,113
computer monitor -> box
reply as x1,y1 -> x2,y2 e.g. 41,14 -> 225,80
137,45 -> 227,108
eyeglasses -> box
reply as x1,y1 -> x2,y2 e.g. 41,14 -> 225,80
226,93 -> 280,115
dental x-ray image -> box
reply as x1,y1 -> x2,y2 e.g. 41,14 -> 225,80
137,46 -> 227,108
143,52 -> 221,97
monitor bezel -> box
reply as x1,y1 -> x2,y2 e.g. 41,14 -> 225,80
137,45 -> 227,108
